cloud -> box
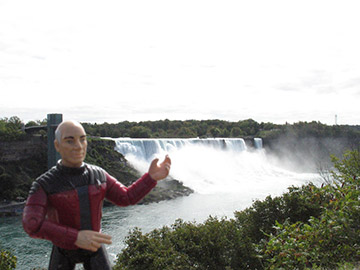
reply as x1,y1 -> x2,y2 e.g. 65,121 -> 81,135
340,77 -> 360,94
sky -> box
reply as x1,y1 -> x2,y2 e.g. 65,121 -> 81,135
0,0 -> 359,125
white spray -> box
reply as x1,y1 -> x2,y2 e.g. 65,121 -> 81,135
114,138 -> 318,197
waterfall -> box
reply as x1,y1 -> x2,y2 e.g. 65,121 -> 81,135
254,138 -> 263,149
114,137 -> 316,195
115,138 -> 251,162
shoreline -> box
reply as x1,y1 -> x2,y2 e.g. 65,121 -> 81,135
0,201 -> 25,217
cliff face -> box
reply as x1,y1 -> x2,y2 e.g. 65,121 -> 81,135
0,135 -> 48,202
0,136 -> 47,162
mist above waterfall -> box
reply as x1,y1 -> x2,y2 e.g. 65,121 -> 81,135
115,138 -> 319,196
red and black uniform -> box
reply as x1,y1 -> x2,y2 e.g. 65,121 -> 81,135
22,161 -> 157,270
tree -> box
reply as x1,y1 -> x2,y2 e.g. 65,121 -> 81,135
129,126 -> 151,138
230,127 -> 242,137
176,127 -> 196,138
209,127 -> 221,138
0,117 -> 26,141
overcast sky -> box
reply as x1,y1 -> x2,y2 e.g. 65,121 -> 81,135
0,0 -> 359,125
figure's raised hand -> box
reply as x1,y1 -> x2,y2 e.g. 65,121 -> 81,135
148,155 -> 171,181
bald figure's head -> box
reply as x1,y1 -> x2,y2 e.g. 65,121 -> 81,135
54,120 -> 88,167
55,120 -> 85,143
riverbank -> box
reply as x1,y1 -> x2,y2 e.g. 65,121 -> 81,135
0,201 -> 25,217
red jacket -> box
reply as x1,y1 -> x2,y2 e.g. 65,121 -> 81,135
22,162 -> 157,250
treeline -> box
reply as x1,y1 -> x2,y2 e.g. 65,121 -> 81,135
82,119 -> 360,139
82,119 -> 276,138
113,150 -> 360,269
0,116 -> 47,141
2,116 -> 359,141
0,116 -> 27,141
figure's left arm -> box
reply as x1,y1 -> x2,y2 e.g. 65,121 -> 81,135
105,155 -> 171,206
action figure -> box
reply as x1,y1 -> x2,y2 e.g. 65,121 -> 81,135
22,120 -> 171,269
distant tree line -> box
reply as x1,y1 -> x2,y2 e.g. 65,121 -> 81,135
1,116 -> 359,141
81,119 -> 277,138
82,119 -> 360,141
0,116 -> 26,141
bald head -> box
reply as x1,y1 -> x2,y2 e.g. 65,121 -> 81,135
55,120 -> 85,143
54,120 -> 88,167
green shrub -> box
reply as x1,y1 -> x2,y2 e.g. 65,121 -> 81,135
114,218 -> 248,270
261,150 -> 360,269
0,249 -> 17,270
114,226 -> 195,270
234,183 -> 327,244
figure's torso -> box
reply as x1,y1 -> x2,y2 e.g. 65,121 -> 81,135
36,162 -> 107,231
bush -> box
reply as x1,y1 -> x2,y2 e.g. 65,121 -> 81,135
114,218 -> 246,270
261,150 -> 360,269
0,249 -> 17,270
234,183 -> 327,244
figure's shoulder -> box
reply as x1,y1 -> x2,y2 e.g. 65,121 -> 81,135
85,163 -> 107,184
33,166 -> 62,194
85,163 -> 107,176
37,166 -> 60,182
85,163 -> 105,172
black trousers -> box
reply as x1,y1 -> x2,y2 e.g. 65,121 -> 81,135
48,245 -> 112,270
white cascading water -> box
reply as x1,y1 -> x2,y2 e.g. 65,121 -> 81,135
114,138 -> 318,196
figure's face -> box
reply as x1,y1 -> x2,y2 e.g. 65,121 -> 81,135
54,123 -> 87,168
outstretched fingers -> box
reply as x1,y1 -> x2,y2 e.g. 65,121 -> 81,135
160,155 -> 171,171
163,155 -> 171,166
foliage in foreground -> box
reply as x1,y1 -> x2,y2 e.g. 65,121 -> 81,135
261,150 -> 360,269
114,150 -> 360,269
0,249 -> 17,270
